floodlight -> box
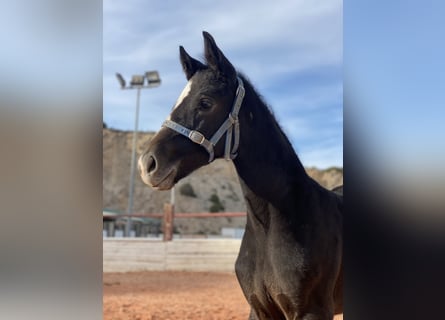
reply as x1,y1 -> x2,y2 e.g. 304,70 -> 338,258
145,71 -> 161,85
115,73 -> 126,88
130,75 -> 145,87
114,70 -> 161,237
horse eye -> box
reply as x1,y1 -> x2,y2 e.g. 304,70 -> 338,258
199,98 -> 213,110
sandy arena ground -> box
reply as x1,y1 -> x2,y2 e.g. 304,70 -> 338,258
104,271 -> 343,320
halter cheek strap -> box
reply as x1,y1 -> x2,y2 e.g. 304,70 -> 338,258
162,76 -> 245,163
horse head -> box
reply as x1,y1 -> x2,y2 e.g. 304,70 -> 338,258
138,32 -> 244,190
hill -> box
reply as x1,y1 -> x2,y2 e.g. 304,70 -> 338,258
103,128 -> 342,234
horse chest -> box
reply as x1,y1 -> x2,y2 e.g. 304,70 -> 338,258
235,230 -> 306,317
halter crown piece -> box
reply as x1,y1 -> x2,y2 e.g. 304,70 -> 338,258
162,76 -> 245,163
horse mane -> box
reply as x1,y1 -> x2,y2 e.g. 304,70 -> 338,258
237,72 -> 308,179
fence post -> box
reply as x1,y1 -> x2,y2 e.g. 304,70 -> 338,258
163,203 -> 174,241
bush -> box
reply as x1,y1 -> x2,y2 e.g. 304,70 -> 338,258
209,193 -> 225,212
325,166 -> 343,174
179,183 -> 197,198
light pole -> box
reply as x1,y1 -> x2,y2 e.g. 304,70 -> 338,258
116,71 -> 161,237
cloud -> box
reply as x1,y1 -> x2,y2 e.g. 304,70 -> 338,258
103,0 -> 342,67
103,0 -> 343,168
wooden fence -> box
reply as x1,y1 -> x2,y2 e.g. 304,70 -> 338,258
103,238 -> 242,273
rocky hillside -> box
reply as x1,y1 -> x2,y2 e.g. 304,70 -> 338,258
103,128 -> 343,234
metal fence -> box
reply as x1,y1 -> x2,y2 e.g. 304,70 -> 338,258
103,209 -> 247,240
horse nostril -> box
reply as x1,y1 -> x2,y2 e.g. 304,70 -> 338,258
147,155 -> 157,174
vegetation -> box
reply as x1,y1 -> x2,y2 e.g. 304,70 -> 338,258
209,193 -> 225,212
324,166 -> 343,174
226,183 -> 240,202
179,183 -> 197,198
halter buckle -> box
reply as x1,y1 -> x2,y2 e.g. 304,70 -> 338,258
189,130 -> 205,145
228,113 -> 238,124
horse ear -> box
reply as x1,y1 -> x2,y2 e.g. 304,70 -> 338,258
179,46 -> 205,80
202,31 -> 236,78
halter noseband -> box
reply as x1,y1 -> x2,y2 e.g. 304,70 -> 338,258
162,76 -> 245,163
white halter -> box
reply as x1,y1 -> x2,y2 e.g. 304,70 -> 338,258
162,76 -> 245,162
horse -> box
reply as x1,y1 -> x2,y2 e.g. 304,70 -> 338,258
138,31 -> 343,320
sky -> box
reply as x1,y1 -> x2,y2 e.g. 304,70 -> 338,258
103,0 -> 343,169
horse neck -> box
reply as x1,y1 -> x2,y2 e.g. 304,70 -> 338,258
232,77 -> 311,210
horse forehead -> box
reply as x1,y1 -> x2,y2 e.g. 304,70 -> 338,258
173,79 -> 193,110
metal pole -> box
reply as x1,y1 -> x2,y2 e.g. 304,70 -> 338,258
125,87 -> 141,237
170,187 -> 175,206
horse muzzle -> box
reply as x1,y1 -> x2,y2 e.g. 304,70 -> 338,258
138,152 -> 177,190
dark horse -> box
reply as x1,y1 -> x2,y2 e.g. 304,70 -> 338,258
138,32 -> 342,320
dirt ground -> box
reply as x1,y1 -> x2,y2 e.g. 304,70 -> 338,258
104,271 -> 343,320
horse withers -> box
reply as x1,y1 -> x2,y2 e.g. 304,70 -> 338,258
138,32 -> 343,320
